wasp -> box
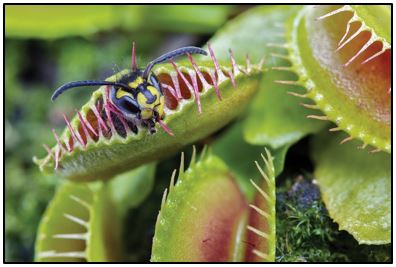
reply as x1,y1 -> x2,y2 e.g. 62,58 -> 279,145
51,45 -> 208,134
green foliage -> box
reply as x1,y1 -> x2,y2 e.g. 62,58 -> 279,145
5,5 -> 234,39
5,159 -> 57,262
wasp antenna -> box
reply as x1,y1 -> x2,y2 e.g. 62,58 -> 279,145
51,81 -> 130,102
143,46 -> 208,79
132,42 -> 137,71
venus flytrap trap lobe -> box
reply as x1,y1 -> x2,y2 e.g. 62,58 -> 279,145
151,147 -> 275,262
312,131 -> 391,244
35,182 -> 121,262
34,43 -> 263,181
272,5 -> 390,153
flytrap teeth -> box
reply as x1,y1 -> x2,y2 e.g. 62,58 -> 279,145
69,194 -> 91,210
159,147 -> 196,211
161,83 -> 177,99
249,204 -> 270,218
245,54 -> 252,73
257,57 -> 266,70
300,103 -> 319,109
52,129 -> 67,152
247,225 -> 269,239
42,144 -> 54,159
77,110 -> 98,138
357,143 -> 368,150
208,43 -> 227,82
329,127 -> 341,132
170,60 -> 202,113
274,80 -> 299,85
287,91 -> 307,98
361,47 -> 387,65
369,148 -> 381,153
164,43 -> 261,112
272,66 -> 292,71
63,114 -> 85,148
247,149 -> 275,262
335,23 -> 363,52
37,251 -> 86,260
342,34 -> 377,67
306,115 -> 328,121
158,120 -> 174,136
64,213 -> 89,228
90,102 -> 109,134
131,41 -> 137,71
340,136 -> 353,144
271,53 -> 290,60
52,232 -> 88,240
315,5 -> 350,21
317,5 -> 391,67
228,49 -> 239,88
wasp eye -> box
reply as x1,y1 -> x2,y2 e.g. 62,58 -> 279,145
110,87 -> 140,115
120,97 -> 140,114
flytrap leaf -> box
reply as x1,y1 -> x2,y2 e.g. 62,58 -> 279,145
34,46 -> 263,181
208,5 -> 327,149
109,163 -> 156,217
311,131 -> 391,244
213,122 -> 288,202
35,182 -> 122,262
282,5 -> 390,153
151,148 -> 276,262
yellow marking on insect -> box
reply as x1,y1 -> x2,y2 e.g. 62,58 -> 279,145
128,76 -> 143,89
147,86 -> 159,98
157,96 -> 165,118
137,92 -> 156,109
116,89 -> 133,99
140,108 -> 152,120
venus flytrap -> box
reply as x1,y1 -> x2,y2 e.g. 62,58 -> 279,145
35,164 -> 156,262
35,181 -> 122,262
151,147 -> 276,262
30,5 -> 391,262
279,5 -> 390,153
34,45 -> 264,181
312,131 -> 391,245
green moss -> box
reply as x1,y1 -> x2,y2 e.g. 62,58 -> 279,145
276,176 -> 391,262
